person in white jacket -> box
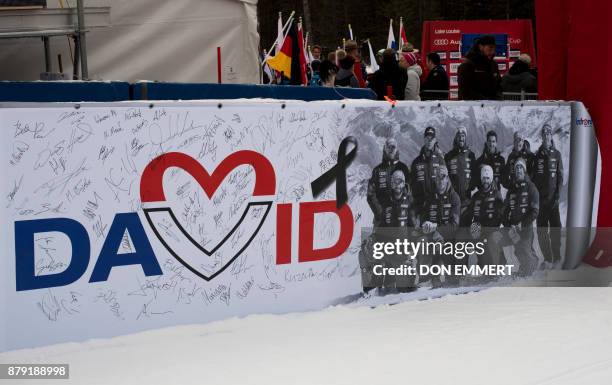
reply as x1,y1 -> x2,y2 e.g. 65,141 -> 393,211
399,52 -> 422,101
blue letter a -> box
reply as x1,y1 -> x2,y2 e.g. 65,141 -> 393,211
90,213 -> 162,282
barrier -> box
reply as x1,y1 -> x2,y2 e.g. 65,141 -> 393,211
131,82 -> 377,101
0,81 -> 377,103
0,81 -> 130,102
0,99 -> 599,351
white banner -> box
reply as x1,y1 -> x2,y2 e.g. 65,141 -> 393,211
0,100 -> 598,351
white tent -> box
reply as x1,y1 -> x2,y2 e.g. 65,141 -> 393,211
0,0 -> 260,83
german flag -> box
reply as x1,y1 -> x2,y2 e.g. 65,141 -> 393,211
266,22 -> 304,85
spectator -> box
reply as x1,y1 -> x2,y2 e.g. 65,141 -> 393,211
335,49 -> 347,64
309,59 -> 322,86
457,35 -> 501,100
519,54 -> 538,78
398,52 -> 422,101
369,49 -> 408,100
345,40 -> 366,87
501,57 -> 537,94
421,52 -> 449,100
335,56 -> 360,88
312,45 -> 322,61
327,51 -> 336,63
319,59 -> 337,87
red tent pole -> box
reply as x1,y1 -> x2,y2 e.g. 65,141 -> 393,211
217,47 -> 222,84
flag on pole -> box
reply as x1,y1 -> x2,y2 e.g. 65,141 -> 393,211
368,39 -> 379,73
387,19 -> 396,50
297,21 -> 308,85
399,17 -> 409,51
304,32 -> 310,64
266,21 -> 306,85
348,24 -> 354,40
275,12 -> 283,55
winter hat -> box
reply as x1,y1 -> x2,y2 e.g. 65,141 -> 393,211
513,131 -> 525,141
542,124 -> 553,135
401,52 -> 418,67
480,165 -> 494,180
514,157 -> 527,171
457,126 -> 467,136
478,35 -> 496,46
424,126 -> 436,137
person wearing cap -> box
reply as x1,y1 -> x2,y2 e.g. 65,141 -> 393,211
419,165 -> 460,287
503,157 -> 540,276
531,124 -> 563,266
475,130 -> 506,191
367,138 -> 411,227
398,52 -> 423,101
467,165 -> 505,270
344,40 -> 366,88
383,168 -> 419,292
503,131 -> 534,189
368,48 -> 408,100
445,126 -> 477,225
411,126 -> 446,217
457,35 -> 502,100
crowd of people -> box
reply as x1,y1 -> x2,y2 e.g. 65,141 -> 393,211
361,124 -> 562,293
265,35 -> 537,101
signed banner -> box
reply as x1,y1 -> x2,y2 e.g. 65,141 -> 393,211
0,100 -> 599,351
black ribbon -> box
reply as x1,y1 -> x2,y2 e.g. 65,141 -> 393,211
311,136 -> 358,208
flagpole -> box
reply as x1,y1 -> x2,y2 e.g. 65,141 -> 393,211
399,17 -> 403,51
262,11 -> 296,67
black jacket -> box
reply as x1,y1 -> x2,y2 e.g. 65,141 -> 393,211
367,152 -> 410,224
421,65 -> 449,100
420,183 -> 461,241
410,144 -> 446,214
503,176 -> 540,227
531,144 -> 563,205
369,60 -> 408,100
468,185 -> 504,227
457,49 -> 501,100
445,143 -> 476,203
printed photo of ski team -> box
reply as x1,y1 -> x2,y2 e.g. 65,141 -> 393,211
359,122 -> 565,293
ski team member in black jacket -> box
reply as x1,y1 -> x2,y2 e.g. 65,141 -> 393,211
411,126 -> 446,217
381,167 -> 418,229
445,126 -> 476,225
503,158 -> 540,276
419,165 -> 460,287
475,130 -> 505,191
531,124 -> 564,266
503,131 -> 534,189
468,165 -> 505,267
367,138 -> 410,227
383,168 -> 419,291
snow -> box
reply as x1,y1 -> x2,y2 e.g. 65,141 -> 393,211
2,287 -> 612,385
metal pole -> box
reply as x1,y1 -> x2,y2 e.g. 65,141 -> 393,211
76,0 -> 88,79
43,36 -> 52,72
73,34 -> 80,80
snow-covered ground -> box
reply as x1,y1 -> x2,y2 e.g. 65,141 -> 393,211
2,287 -> 612,385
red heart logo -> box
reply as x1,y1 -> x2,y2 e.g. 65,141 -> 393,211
140,151 -> 276,281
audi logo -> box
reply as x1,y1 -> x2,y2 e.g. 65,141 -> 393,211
433,39 -> 449,45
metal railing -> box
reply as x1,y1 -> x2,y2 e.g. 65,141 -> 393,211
420,89 -> 539,101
